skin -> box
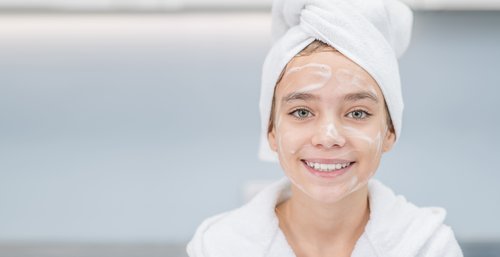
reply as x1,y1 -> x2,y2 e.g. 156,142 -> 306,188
268,51 -> 396,257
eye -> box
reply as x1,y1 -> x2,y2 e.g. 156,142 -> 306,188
347,110 -> 370,120
290,108 -> 313,119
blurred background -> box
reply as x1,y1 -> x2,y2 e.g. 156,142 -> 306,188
0,0 -> 499,256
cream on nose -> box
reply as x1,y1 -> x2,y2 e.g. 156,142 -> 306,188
311,121 -> 346,148
325,123 -> 338,139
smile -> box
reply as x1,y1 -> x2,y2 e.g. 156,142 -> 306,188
304,161 -> 353,172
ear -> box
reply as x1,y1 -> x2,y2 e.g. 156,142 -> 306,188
382,129 -> 396,153
268,126 -> 278,152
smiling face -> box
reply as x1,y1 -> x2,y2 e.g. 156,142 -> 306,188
268,50 -> 396,204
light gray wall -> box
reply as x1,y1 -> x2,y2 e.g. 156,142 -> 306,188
0,11 -> 499,243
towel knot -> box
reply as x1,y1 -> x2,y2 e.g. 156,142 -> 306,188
272,0 -> 412,58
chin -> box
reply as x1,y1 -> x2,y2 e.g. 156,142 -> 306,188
296,175 -> 369,204
310,184 -> 357,203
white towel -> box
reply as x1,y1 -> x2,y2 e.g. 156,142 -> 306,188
258,0 -> 414,162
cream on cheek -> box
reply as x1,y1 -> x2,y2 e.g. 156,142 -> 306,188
275,124 -> 314,197
342,126 -> 381,149
340,122 -> 388,192
274,105 -> 305,181
343,118 -> 388,159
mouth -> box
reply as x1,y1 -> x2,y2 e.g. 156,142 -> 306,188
301,159 -> 355,178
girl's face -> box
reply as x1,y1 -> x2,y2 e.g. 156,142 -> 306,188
268,51 -> 396,204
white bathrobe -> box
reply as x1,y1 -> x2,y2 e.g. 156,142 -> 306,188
187,177 -> 463,257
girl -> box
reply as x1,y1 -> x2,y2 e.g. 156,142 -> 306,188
188,0 -> 463,256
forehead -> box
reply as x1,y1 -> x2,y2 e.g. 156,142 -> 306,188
277,51 -> 380,96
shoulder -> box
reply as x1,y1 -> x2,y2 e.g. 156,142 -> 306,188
186,211 -> 232,257
365,179 -> 463,257
186,177 -> 291,257
417,225 -> 463,257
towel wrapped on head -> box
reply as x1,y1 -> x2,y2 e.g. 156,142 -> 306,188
258,0 -> 413,162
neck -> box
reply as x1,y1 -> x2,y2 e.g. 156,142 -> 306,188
276,184 -> 370,255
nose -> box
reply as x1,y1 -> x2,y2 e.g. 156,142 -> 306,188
311,121 -> 346,149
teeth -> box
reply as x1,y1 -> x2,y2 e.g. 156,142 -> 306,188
305,161 -> 351,172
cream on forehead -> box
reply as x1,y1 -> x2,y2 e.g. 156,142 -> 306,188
281,63 -> 332,93
281,63 -> 378,99
285,63 -> 331,76
334,68 -> 378,96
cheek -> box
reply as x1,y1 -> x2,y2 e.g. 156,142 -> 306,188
340,127 -> 385,192
344,126 -> 379,148
275,127 -> 306,180
273,102 -> 311,157
342,126 -> 385,168
276,123 -> 306,156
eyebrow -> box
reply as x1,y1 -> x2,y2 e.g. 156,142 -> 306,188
281,90 -> 379,104
282,92 -> 319,103
343,91 -> 379,103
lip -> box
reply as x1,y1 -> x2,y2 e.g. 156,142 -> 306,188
301,159 -> 354,179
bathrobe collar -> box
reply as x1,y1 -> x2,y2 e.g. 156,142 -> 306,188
188,177 -> 447,257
